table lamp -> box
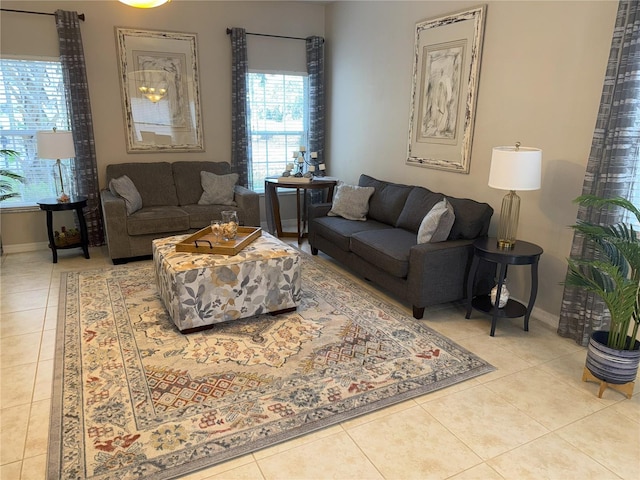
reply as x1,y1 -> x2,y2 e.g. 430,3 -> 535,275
488,142 -> 542,249
37,128 -> 76,203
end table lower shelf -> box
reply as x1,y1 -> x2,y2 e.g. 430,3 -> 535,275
471,295 -> 527,319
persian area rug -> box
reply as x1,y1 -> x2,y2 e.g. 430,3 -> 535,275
49,254 -> 494,479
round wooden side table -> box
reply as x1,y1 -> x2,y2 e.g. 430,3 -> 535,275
38,196 -> 90,263
465,237 -> 543,336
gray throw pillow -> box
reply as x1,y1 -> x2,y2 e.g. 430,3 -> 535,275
327,184 -> 375,221
417,197 -> 455,243
109,175 -> 142,215
198,171 -> 238,206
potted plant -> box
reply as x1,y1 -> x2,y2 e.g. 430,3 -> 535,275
0,149 -> 25,201
565,194 -> 640,397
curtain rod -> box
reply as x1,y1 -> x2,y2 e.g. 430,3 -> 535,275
0,8 -> 85,21
226,28 -> 312,42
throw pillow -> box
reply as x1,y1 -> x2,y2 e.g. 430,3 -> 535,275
198,171 -> 238,206
109,175 -> 143,215
327,183 -> 375,221
417,197 -> 456,243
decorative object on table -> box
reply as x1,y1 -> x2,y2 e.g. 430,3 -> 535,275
490,280 -> 509,308
0,149 -> 25,202
54,226 -> 81,247
406,5 -> 487,173
488,142 -> 542,249
118,0 -> 170,8
49,256 -> 494,479
210,220 -> 222,243
565,194 -> 640,398
37,128 -> 76,203
115,28 -> 203,153
290,146 -> 326,178
221,210 -> 239,240
176,226 -> 262,255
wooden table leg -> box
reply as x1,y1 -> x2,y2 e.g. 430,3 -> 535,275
45,210 -> 58,263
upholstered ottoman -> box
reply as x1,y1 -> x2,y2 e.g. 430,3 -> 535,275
152,232 -> 301,332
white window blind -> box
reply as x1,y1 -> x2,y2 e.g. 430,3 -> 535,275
0,58 -> 73,208
247,72 -> 308,192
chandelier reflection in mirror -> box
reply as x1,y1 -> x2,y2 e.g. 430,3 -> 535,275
128,70 -> 169,103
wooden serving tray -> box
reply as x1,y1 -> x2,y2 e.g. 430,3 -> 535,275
175,226 -> 262,255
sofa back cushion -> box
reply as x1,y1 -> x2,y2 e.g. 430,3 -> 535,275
358,174 -> 413,226
106,162 -> 179,207
396,187 -> 443,233
172,161 -> 232,205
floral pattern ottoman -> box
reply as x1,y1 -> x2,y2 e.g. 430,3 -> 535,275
152,232 -> 301,332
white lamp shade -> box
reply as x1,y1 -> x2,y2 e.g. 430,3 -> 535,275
119,0 -> 170,7
37,131 -> 76,159
488,146 -> 542,191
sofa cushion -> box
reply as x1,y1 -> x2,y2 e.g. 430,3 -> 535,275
358,174 -> 413,226
172,161 -> 232,206
126,206 -> 190,236
108,175 -> 142,215
181,204 -> 244,229
396,186 -> 443,233
446,196 -> 493,240
198,171 -> 238,206
328,183 -> 375,221
311,216 -> 392,251
417,198 -> 455,243
350,228 -> 417,278
106,162 -> 179,207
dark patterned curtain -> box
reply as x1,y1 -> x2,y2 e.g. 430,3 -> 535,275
55,10 -> 103,247
230,28 -> 251,189
558,0 -> 640,346
306,36 -> 325,173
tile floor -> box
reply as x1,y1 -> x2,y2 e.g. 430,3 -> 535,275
1,242 -> 639,480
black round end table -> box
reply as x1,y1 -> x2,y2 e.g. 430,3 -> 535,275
38,196 -> 90,263
465,237 -> 543,336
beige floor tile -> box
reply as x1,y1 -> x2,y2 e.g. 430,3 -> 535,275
0,263 -> 52,278
556,406 -> 640,480
253,424 -> 344,460
414,377 -> 481,403
258,430 -> 383,480
38,330 -> 56,362
43,307 -> 58,332
347,405 -> 481,479
0,362 -> 37,408
178,454 -> 256,480
0,460 -> 22,479
0,309 -> 45,338
1,290 -> 49,314
449,463 -> 505,480
488,433 -> 619,479
483,367 -> 605,430
0,275 -> 52,296
205,461 -> 265,479
422,384 -> 549,460
610,392 -> 640,422
24,399 -> 50,458
20,453 -> 46,480
340,398 -> 418,430
0,332 -> 41,368
0,403 -> 30,465
32,359 -> 54,402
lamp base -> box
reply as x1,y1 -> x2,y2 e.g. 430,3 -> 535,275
496,190 -> 520,249
497,238 -> 516,250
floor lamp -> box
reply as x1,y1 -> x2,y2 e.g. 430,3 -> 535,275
37,128 -> 76,203
488,142 -> 542,249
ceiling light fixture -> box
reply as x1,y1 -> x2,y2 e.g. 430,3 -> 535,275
118,0 -> 171,8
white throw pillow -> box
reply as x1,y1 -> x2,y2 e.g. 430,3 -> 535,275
417,197 -> 455,243
198,171 -> 238,206
109,175 -> 142,215
327,184 -> 375,221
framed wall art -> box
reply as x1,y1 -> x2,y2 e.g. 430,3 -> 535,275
116,28 -> 204,153
406,5 -> 487,173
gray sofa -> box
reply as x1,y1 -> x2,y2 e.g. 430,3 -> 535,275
101,161 -> 259,264
308,174 -> 496,319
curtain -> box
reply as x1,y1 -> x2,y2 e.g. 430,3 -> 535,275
558,0 -> 640,346
306,36 -> 326,206
55,10 -> 104,247
230,28 -> 251,189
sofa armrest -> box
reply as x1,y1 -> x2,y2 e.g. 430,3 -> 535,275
309,202 -> 332,220
234,185 -> 260,227
101,189 -> 131,260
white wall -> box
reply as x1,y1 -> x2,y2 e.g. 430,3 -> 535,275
325,1 -> 618,320
0,0 -> 324,248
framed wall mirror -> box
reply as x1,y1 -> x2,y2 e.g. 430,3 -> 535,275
116,28 -> 204,153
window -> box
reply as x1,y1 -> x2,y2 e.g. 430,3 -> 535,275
247,72 -> 308,193
0,58 -> 73,208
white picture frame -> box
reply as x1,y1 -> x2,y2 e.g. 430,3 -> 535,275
116,28 -> 204,153
407,5 -> 487,173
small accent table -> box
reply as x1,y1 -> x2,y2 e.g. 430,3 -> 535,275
37,196 -> 90,263
465,237 -> 543,336
264,177 -> 337,244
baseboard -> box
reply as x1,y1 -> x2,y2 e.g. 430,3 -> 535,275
2,241 -> 48,254
509,294 -> 558,331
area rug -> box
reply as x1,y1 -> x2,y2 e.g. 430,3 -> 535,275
48,254 -> 494,479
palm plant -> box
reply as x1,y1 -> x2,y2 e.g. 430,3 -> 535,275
0,149 -> 25,201
565,194 -> 640,350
